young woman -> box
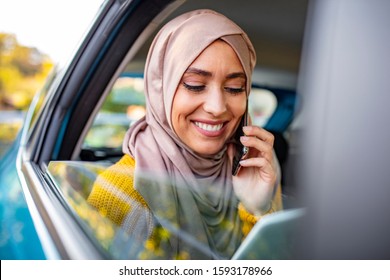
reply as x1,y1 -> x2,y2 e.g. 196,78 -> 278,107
88,9 -> 282,259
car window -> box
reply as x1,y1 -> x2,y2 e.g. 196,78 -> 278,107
47,161 -> 121,256
42,0 -> 302,260
83,75 -> 146,150
79,75 -> 146,162
48,71 -> 284,259
47,160 -> 228,259
47,66 -> 295,259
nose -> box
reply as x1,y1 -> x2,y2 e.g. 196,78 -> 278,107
203,87 -> 227,116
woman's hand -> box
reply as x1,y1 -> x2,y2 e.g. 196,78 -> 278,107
228,125 -> 280,216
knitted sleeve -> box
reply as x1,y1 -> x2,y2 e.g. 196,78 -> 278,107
238,183 -> 283,237
87,154 -> 149,226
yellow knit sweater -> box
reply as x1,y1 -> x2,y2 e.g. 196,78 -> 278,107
87,154 -> 282,250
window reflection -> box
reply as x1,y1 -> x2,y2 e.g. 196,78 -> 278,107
48,161 -> 117,251
47,161 -> 240,259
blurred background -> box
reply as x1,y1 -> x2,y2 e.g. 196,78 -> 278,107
0,0 -> 103,156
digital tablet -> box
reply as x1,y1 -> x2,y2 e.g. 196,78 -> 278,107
232,208 -> 305,259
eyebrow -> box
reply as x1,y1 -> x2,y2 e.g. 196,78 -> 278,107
185,67 -> 246,80
226,72 -> 246,80
185,67 -> 212,77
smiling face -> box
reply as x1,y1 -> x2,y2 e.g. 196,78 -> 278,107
171,40 -> 247,155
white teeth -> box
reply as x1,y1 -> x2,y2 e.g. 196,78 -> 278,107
194,122 -> 223,132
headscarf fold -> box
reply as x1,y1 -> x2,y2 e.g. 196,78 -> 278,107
123,9 -> 256,259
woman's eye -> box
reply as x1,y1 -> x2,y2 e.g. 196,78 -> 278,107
225,87 -> 245,95
183,82 -> 205,92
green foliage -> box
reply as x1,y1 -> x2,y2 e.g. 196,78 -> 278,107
0,33 -> 54,110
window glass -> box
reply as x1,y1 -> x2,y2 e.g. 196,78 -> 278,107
22,68 -> 58,141
47,161 -> 231,259
83,76 -> 146,150
47,161 -> 118,253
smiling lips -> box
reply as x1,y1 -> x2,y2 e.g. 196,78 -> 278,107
194,121 -> 223,131
193,121 -> 226,136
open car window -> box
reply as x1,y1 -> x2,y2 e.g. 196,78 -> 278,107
80,75 -> 146,162
45,75 -> 296,259
39,0 -> 295,259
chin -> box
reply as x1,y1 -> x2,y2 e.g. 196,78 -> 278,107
192,144 -> 225,156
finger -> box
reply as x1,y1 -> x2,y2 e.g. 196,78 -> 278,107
243,126 -> 274,146
239,157 -> 277,182
240,135 -> 274,163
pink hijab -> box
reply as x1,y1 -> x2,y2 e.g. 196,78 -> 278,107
123,9 -> 256,259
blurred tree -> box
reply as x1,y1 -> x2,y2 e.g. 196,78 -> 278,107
0,33 -> 54,110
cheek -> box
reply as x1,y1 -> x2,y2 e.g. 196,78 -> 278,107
171,88 -> 192,133
230,95 -> 247,117
226,96 -> 247,138
171,92 -> 181,134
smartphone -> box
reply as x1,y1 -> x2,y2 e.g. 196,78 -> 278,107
232,107 -> 249,176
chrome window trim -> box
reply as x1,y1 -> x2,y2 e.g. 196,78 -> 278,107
16,155 -> 105,259
16,154 -> 61,259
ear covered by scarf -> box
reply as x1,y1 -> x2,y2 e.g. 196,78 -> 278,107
123,9 -> 257,259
